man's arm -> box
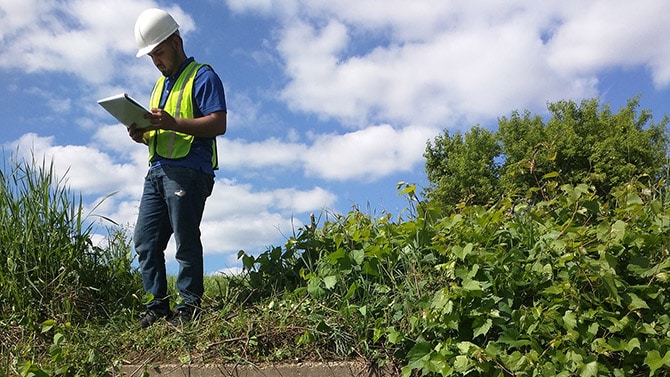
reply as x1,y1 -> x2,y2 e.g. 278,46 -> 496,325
146,108 -> 226,137
127,109 -> 226,144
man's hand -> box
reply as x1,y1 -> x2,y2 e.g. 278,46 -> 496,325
129,108 -> 226,140
147,108 -> 177,131
128,124 -> 147,144
128,109 -> 176,144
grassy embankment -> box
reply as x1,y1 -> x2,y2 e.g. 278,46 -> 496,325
3,158 -> 670,376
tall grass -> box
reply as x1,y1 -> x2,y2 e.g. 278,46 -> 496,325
0,155 -> 142,372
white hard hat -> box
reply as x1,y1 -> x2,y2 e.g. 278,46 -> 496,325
134,8 -> 179,57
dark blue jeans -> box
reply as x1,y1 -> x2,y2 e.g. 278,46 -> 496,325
134,165 -> 214,312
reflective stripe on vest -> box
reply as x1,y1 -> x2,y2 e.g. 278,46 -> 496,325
145,61 -> 219,169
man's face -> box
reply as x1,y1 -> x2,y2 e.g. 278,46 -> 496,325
147,36 -> 180,77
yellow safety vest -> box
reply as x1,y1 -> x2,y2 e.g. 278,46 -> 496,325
145,61 -> 218,169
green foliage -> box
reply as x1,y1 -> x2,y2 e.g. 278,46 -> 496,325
5,171 -> 670,376
289,180 -> 670,375
0,157 -> 141,323
424,126 -> 502,208
425,97 -> 670,209
0,156 -> 142,376
235,213 -> 323,301
216,175 -> 668,375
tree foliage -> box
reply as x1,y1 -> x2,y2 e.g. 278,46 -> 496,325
424,126 -> 501,208
424,97 -> 669,210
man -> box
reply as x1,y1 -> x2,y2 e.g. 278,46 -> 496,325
129,8 -> 227,328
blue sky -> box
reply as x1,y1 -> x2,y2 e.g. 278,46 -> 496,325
2,0 -> 670,275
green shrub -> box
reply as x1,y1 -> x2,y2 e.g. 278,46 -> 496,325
261,180 -> 670,375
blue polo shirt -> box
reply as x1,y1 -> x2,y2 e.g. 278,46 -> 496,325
151,57 -> 227,176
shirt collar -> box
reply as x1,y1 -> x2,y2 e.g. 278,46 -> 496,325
167,57 -> 195,81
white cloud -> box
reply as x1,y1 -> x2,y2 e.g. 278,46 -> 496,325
546,0 -> 670,86
304,124 -> 436,180
0,0 -> 194,85
218,137 -> 306,169
211,266 -> 243,277
272,186 -> 336,213
225,0 -> 298,17
205,179 -> 336,219
219,124 -> 437,181
7,133 -> 144,196
273,3 -> 580,126
200,213 -> 292,255
226,0 -> 670,128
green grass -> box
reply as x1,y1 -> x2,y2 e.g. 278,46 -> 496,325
3,158 -> 670,376
0,156 -> 141,375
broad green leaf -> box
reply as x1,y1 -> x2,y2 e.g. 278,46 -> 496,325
607,316 -> 630,333
591,338 -> 611,354
350,249 -> 365,265
625,193 -> 643,207
295,330 -> 314,346
640,322 -> 657,335
343,281 -> 358,300
623,292 -> 649,310
461,278 -> 482,292
387,327 -> 402,344
582,199 -> 600,215
41,319 -> 56,333
503,351 -> 527,371
586,322 -> 599,339
21,362 -> 51,377
499,331 -> 532,348
427,353 -> 448,374
326,248 -> 346,264
456,341 -> 478,355
405,342 -> 433,370
566,350 -> 584,364
397,182 -> 416,196
178,354 -> 192,364
53,332 -> 65,347
596,222 -> 611,241
473,318 -> 492,338
453,355 -> 471,373
542,285 -> 562,295
323,275 -> 338,290
240,253 -> 254,269
579,360 -> 598,377
601,274 -> 621,305
307,277 -> 325,297
562,310 -> 577,330
453,242 -> 474,261
625,338 -> 641,353
141,293 -> 155,305
431,288 -> 449,309
645,350 -> 670,375
610,220 -> 626,243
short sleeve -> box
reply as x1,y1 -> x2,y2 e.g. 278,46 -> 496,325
193,65 -> 226,117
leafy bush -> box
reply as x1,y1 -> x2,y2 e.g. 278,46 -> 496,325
425,97 -> 669,210
4,156 -> 670,376
398,182 -> 670,376
237,179 -> 670,375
